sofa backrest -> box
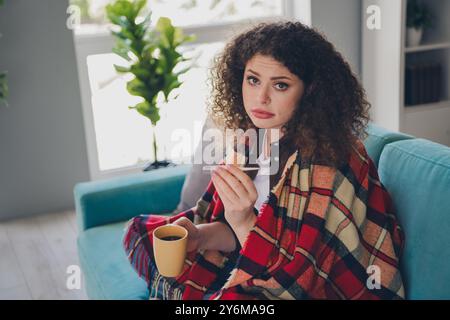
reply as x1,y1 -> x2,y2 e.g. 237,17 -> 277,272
365,123 -> 414,167
377,138 -> 450,299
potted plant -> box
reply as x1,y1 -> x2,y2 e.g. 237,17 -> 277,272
0,0 -> 8,106
406,0 -> 433,47
106,0 -> 196,170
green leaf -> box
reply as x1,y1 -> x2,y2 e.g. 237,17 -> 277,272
130,65 -> 151,80
135,14 -> 151,39
106,9 -> 120,25
173,27 -> 184,47
113,24 -> 135,40
126,77 -> 147,97
133,0 -> 147,20
108,0 -> 144,24
112,47 -> 131,61
162,78 -> 182,102
139,12 -> 152,27
142,42 -> 157,59
182,33 -> 197,44
156,16 -> 172,33
133,101 -> 160,125
114,64 -> 130,73
111,30 -> 127,41
134,100 -> 150,113
147,107 -> 160,125
174,28 -> 197,47
172,28 -> 196,47
156,17 -> 175,48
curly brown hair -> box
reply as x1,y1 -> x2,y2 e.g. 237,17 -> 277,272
207,20 -> 371,168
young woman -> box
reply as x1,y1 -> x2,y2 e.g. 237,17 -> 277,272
123,21 -> 405,300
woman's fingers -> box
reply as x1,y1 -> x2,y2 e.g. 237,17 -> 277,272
211,170 -> 238,205
212,165 -> 258,210
172,217 -> 200,252
172,217 -> 198,239
223,164 -> 258,198
214,166 -> 249,196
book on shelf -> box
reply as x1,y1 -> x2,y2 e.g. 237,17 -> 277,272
405,65 -> 412,106
404,62 -> 442,106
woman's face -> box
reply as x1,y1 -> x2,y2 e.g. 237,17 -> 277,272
242,54 -> 305,130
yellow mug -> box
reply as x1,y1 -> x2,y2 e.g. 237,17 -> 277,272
153,224 -> 188,277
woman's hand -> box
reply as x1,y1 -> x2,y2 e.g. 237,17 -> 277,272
172,217 -> 202,253
211,164 -> 258,230
172,217 -> 238,253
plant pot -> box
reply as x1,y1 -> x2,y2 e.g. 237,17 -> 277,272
406,27 -> 423,47
143,159 -> 177,171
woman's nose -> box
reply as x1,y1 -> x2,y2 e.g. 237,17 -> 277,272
257,85 -> 271,105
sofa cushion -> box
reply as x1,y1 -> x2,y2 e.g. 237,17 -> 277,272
364,123 -> 414,167
378,139 -> 450,299
78,221 -> 149,300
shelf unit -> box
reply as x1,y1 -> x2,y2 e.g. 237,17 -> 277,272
404,42 -> 450,53
362,0 -> 450,147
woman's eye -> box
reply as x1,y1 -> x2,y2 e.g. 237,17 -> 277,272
246,76 -> 288,90
275,82 -> 288,90
247,76 -> 258,85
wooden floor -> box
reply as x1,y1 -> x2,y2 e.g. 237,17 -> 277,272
0,210 -> 88,300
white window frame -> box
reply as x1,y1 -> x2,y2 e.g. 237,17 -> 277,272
73,0 -> 309,181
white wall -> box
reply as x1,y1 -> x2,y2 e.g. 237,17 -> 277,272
309,0 -> 362,77
0,0 -> 90,220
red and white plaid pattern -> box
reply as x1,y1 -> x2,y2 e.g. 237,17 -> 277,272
124,138 -> 405,300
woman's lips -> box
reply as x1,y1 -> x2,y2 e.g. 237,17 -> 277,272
251,109 -> 275,119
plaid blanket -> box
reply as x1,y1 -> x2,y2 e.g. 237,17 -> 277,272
123,137 -> 405,300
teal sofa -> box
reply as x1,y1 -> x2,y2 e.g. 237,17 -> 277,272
74,123 -> 450,300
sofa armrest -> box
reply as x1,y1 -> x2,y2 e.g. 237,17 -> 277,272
74,165 -> 191,232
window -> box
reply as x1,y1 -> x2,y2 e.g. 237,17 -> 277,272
72,0 -> 302,180
86,43 -> 223,171
71,0 -> 284,29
